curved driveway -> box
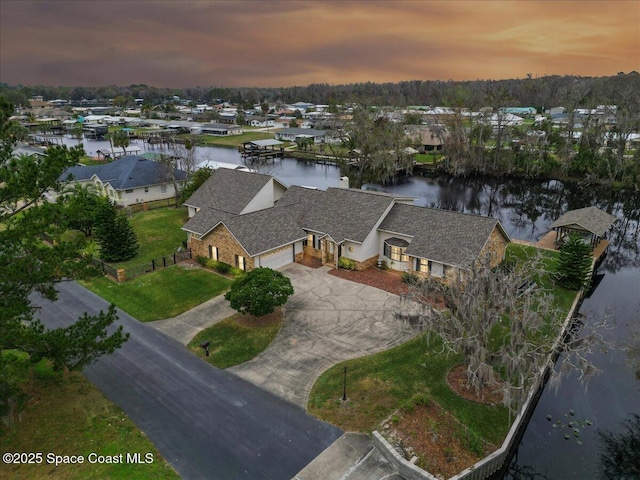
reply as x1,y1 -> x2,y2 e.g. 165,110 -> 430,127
228,264 -> 422,409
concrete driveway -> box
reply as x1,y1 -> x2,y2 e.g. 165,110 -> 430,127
149,294 -> 235,344
229,264 -> 421,409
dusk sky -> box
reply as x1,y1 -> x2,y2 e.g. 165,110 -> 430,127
1,0 -> 638,88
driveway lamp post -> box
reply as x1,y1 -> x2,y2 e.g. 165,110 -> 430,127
200,340 -> 210,357
342,366 -> 347,401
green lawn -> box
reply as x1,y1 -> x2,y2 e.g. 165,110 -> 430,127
187,132 -> 275,148
308,335 -> 510,446
109,207 -> 188,270
504,243 -> 577,312
0,364 -> 179,480
187,311 -> 283,368
80,266 -> 231,321
415,152 -> 443,164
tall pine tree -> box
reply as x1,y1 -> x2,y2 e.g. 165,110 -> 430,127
556,233 -> 593,290
94,201 -> 139,262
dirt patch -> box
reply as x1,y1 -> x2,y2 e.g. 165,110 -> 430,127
328,267 -> 409,296
382,401 -> 496,479
446,365 -> 504,405
234,308 -> 282,328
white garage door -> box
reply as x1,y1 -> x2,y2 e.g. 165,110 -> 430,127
259,246 -> 294,270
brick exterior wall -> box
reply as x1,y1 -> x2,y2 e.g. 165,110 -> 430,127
295,251 -> 304,262
303,245 -> 322,261
407,259 -> 456,284
189,224 -> 255,270
483,225 -> 509,267
352,254 -> 380,271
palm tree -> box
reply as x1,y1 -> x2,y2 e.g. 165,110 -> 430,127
108,130 -> 130,158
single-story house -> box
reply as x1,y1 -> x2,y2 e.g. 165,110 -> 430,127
182,169 -> 511,278
410,127 -> 446,152
250,117 -> 275,128
62,155 -> 187,207
200,123 -> 243,136
274,128 -> 327,143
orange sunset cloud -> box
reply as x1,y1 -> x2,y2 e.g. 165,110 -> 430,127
1,0 -> 638,87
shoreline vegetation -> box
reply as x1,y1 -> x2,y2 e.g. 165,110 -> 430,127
161,130 -> 638,190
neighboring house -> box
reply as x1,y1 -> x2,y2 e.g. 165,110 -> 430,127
62,155 -> 187,207
249,117 -> 275,128
182,169 -> 511,278
200,123 -> 243,136
481,113 -> 524,128
409,127 -> 446,152
274,128 -> 327,143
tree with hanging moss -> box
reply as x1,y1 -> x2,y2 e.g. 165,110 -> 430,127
224,268 -> 294,317
556,233 -> 593,290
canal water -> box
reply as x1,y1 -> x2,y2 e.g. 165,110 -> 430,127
60,137 -> 640,478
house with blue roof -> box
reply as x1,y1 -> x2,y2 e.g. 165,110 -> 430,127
62,155 -> 187,207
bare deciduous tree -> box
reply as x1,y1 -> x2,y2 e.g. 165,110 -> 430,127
398,250 -> 611,417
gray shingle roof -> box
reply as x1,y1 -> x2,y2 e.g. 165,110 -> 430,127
550,206 -> 617,237
183,168 -> 274,213
62,164 -> 102,182
63,156 -> 186,189
182,208 -> 235,235
276,187 -> 397,243
223,208 -> 307,256
379,203 -> 508,268
277,128 -> 326,136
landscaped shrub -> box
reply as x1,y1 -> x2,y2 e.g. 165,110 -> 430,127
215,262 -> 232,274
338,256 -> 356,270
230,266 -> 245,277
379,260 -> 389,271
402,271 -> 420,285
196,256 -> 208,267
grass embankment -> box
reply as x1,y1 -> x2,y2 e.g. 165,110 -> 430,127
108,207 -> 188,271
187,132 -> 275,148
0,360 -> 178,480
505,243 -> 576,313
308,336 -> 509,446
415,153 -> 444,164
188,310 -> 283,368
81,266 -> 231,321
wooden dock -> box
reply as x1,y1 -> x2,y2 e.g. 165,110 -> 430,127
533,231 -> 609,263
239,140 -> 285,161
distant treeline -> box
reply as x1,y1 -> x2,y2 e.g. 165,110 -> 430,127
1,72 -> 639,110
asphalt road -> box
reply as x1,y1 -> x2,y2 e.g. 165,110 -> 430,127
32,282 -> 342,480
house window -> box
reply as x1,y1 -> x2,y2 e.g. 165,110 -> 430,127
209,245 -> 218,260
125,189 -> 133,193
161,184 -> 167,193
144,187 -> 149,193
416,258 -> 429,272
383,238 -> 409,262
235,255 -> 246,271
305,233 -> 316,249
